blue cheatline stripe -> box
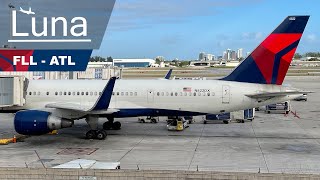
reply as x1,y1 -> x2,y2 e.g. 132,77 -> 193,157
271,40 -> 300,84
113,108 -> 207,118
0,54 -> 16,71
91,77 -> 116,111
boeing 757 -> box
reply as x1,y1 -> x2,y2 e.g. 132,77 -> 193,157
19,7 -> 35,15
8,16 -> 310,140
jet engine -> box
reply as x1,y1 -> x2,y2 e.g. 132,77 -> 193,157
14,110 -> 73,135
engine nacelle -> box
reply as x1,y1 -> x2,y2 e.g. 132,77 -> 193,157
14,110 -> 73,135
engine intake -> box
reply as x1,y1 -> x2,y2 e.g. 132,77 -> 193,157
14,110 -> 73,135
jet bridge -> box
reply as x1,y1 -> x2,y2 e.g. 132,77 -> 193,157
0,76 -> 28,107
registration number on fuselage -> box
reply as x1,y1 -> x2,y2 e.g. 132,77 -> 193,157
195,89 -> 210,92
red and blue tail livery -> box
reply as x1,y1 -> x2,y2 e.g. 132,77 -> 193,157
222,16 -> 309,85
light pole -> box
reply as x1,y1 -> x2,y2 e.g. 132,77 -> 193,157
8,3 -> 15,49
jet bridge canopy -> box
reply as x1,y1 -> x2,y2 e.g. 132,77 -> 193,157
0,76 -> 28,107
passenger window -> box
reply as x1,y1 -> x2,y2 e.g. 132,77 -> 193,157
125,92 -> 128,96
121,92 -> 124,96
33,92 -> 36,95
68,92 -> 71,96
29,92 -> 32,96
81,92 -> 84,96
59,92 -> 62,95
72,92 -> 76,96
194,92 -> 196,96
38,92 -> 40,95
175,92 -> 178,96
94,92 -> 97,96
211,92 -> 215,96
130,92 -> 133,96
184,92 -> 187,96
189,92 -> 192,96
99,92 -> 102,95
64,92 -> 67,96
179,92 -> 182,96
198,92 -> 201,96
166,92 -> 169,96
207,92 -> 210,96
157,92 -> 160,96
86,92 -> 89,96
77,92 -> 80,96
134,92 -> 137,96
55,92 -> 58,96
117,92 -> 120,96
161,92 -> 164,96
112,92 -> 115,96
171,92 -> 174,96
46,92 -> 49,96
90,92 -> 93,96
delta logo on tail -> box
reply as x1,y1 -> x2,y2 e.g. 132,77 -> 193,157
222,16 -> 309,85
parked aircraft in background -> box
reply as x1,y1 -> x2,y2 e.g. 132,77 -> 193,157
8,16 -> 310,140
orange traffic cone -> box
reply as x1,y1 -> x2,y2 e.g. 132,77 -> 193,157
13,135 -> 17,143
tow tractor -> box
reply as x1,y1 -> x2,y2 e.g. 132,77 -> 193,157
166,117 -> 189,131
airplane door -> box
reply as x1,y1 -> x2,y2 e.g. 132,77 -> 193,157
147,90 -> 154,103
222,85 -> 230,104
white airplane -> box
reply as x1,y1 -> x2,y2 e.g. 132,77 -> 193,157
7,16 -> 311,140
19,7 -> 35,15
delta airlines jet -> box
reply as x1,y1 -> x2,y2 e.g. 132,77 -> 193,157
9,16 -> 310,140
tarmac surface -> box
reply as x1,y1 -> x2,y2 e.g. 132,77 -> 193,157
0,76 -> 319,174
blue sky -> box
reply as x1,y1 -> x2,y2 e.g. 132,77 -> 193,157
92,0 -> 320,60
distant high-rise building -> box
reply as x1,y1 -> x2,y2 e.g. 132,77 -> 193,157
226,49 -> 231,60
223,51 -> 227,60
231,51 -> 236,60
206,54 -> 214,61
237,48 -> 243,59
199,52 -> 206,61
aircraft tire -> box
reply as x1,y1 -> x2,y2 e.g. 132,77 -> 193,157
86,130 -> 96,139
103,121 -> 112,130
96,130 -> 107,140
113,121 -> 121,130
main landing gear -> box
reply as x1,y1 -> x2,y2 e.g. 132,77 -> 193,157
103,116 -> 121,130
85,116 -> 107,140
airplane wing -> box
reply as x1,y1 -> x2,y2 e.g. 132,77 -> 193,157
245,91 -> 313,98
45,77 -> 117,113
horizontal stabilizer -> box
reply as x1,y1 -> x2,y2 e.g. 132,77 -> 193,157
246,91 -> 313,98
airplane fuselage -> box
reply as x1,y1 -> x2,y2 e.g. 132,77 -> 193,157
3,79 -> 299,119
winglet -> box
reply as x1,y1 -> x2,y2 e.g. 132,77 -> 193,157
164,69 -> 173,79
91,77 -> 116,111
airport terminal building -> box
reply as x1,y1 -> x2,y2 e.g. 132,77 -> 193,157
113,59 -> 155,68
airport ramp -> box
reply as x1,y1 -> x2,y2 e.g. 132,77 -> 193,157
0,76 -> 28,107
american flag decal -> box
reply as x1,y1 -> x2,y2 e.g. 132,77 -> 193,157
183,87 -> 192,92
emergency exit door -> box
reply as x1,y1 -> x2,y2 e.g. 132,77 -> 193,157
222,85 -> 230,104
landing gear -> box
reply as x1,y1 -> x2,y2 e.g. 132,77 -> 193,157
103,116 -> 121,130
85,116 -> 107,140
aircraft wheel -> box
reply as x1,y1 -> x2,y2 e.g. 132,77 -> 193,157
113,121 -> 121,130
151,119 -> 157,123
103,121 -> 112,130
86,130 -> 96,139
96,130 -> 107,140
